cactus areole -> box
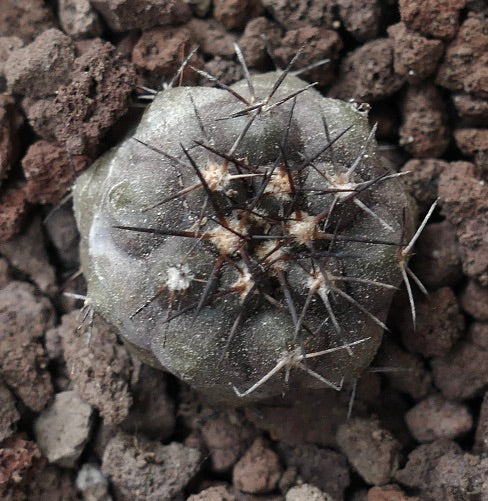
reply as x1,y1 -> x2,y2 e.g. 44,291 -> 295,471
73,71 -> 415,404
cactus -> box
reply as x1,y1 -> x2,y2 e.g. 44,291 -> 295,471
73,60 -> 416,405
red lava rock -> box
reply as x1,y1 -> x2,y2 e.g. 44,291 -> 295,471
239,17 -> 282,69
367,484 -> 420,501
202,57 -> 243,86
454,128 -> 488,156
272,27 -> 342,87
431,337 -> 488,400
399,0 -> 466,40
189,19 -> 237,58
0,37 -> 24,84
90,0 -> 191,32
278,443 -> 350,500
387,22 -> 444,84
233,438 -> 282,494
405,393 -> 473,442
54,310 -> 133,425
200,411 -> 256,473
286,484 -> 333,501
475,390 -> 488,453
336,417 -> 402,486
394,439 -> 461,495
0,0 -> 56,43
374,340 -> 432,400
411,221 -> 462,289
460,280 -> 488,321
262,0 -> 337,30
102,431 -> 201,500
0,183 -> 28,243
439,161 -> 488,285
187,485 -> 235,500
58,0 -> 103,38
399,84 -> 450,158
51,39 -> 135,156
436,13 -> 488,98
0,382 -> 19,442
34,390 -> 93,468
0,216 -> 57,295
0,94 -> 23,187
433,451 -> 488,499
5,28 -> 75,98
0,435 -> 44,498
401,287 -> 464,358
132,26 -> 202,88
329,39 -> 405,101
336,0 -> 380,42
245,389 -> 347,448
22,140 -> 90,205
399,158 -> 448,209
121,364 -> 176,441
213,0 -> 263,31
0,281 -> 54,412
453,93 -> 488,126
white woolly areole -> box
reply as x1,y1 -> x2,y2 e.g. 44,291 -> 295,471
286,212 -> 317,245
166,264 -> 194,292
209,219 -> 247,255
255,241 -> 288,273
202,161 -> 231,191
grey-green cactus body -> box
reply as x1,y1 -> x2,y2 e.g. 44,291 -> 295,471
74,72 -> 415,404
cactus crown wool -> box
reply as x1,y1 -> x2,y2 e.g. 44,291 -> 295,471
73,53 -> 418,404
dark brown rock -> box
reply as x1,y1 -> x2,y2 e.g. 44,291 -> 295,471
405,394 -> 473,442
329,39 -> 405,101
336,418 -> 401,485
261,0 -> 336,30
202,57 -> 243,86
55,310 -> 133,425
0,381 -> 19,442
5,28 -> 75,98
273,27 -> 342,86
336,0 -> 380,42
90,0 -> 191,32
189,19 -> 237,58
436,13 -> 488,98
387,23 -> 444,84
411,221 -> 462,289
0,216 -> 57,295
239,17 -> 282,69
460,280 -> 488,321
201,411 -> 256,473
102,432 -> 201,500
213,0 -> 264,31
0,0 -> 56,42
399,0 -> 466,40
132,26 -> 201,88
439,162 -> 488,284
374,340 -> 432,400
401,287 -> 464,358
0,37 -> 24,85
474,390 -> 488,453
453,93 -> 488,126
232,438 -> 282,494
399,84 -> 450,158
278,443 -> 350,500
58,0 -> 103,38
0,281 -> 54,411
0,184 -> 28,243
454,128 -> 488,156
22,140 -> 90,205
431,339 -> 488,400
400,158 -> 449,210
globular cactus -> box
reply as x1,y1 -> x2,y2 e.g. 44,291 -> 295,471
73,59 -> 416,405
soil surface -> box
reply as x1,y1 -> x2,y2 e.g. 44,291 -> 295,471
0,1 -> 487,500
